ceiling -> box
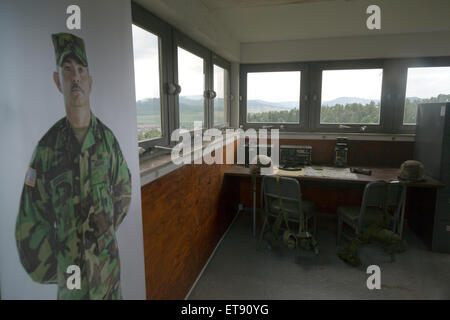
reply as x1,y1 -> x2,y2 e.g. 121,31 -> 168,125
201,0 -> 341,10
199,0 -> 450,43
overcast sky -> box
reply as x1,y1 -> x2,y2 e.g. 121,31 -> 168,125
321,69 -> 382,102
177,47 -> 204,97
132,24 -> 450,103
132,24 -> 160,101
248,71 -> 300,102
405,66 -> 450,99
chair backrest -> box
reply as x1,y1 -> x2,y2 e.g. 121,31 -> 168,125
385,181 -> 407,224
261,175 -> 302,217
358,181 -> 387,230
358,180 -> 406,231
361,181 -> 387,208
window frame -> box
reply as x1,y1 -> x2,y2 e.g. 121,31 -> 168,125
132,3 -> 172,150
311,59 -> 388,134
173,30 -> 212,133
394,56 -> 450,134
240,56 -> 450,134
212,54 -> 231,129
131,3 -> 232,156
240,63 -> 309,131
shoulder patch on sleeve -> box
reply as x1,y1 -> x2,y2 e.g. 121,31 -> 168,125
25,167 -> 37,187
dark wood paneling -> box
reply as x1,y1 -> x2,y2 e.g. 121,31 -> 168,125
246,138 -> 413,166
279,139 -> 414,167
279,139 -> 336,165
140,144 -> 238,300
238,177 -> 364,214
345,140 -> 414,167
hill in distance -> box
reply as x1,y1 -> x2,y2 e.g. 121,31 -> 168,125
246,97 -> 381,113
137,95 -> 393,116
136,95 -> 224,116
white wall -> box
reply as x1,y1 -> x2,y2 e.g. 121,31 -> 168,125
241,30 -> 450,63
231,0 -> 450,63
0,0 -> 146,299
215,0 -> 450,43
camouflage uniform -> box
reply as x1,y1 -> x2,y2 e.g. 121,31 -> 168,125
15,113 -> 131,299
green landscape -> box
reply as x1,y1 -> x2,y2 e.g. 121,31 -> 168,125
246,94 -> 450,124
136,94 -> 450,141
136,96 -> 224,141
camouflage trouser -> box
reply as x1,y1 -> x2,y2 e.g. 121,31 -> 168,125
338,225 -> 408,267
261,210 -> 319,254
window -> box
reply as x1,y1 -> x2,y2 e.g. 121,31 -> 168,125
132,2 -> 232,154
246,71 -> 300,123
132,24 -> 162,142
403,66 -> 450,124
320,69 -> 383,125
213,64 -> 228,126
131,5 -> 172,150
241,59 -> 450,133
177,47 -> 205,131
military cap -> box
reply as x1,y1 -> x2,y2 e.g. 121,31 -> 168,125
52,32 -> 88,67
398,160 -> 425,182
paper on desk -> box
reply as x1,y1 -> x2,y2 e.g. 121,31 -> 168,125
274,167 -> 305,177
304,166 -> 358,179
274,166 -> 358,179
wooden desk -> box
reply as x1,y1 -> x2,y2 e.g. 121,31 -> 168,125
225,165 -> 445,247
226,165 -> 444,188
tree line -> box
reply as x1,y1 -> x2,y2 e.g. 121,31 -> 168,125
247,94 -> 450,124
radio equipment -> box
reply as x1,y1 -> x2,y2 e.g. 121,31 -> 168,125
279,145 -> 312,169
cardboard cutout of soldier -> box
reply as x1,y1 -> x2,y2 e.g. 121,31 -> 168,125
15,33 -> 132,299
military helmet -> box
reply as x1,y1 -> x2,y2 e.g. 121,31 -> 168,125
398,160 -> 425,182
52,33 -> 88,67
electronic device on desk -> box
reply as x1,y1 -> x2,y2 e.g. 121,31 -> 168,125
279,145 -> 312,170
334,137 -> 348,168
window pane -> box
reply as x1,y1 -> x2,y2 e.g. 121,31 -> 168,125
320,69 -> 383,125
177,47 -> 204,130
132,24 -> 162,141
213,65 -> 228,126
403,67 -> 450,124
247,71 -> 300,123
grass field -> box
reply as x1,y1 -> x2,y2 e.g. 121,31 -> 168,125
138,112 -> 205,129
137,114 -> 161,125
138,110 -> 225,130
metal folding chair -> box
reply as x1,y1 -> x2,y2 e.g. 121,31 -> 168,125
258,175 -> 317,249
337,181 -> 407,245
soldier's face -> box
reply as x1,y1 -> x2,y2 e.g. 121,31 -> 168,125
53,57 -> 92,108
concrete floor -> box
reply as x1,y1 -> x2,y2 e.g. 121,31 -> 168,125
188,212 -> 450,299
